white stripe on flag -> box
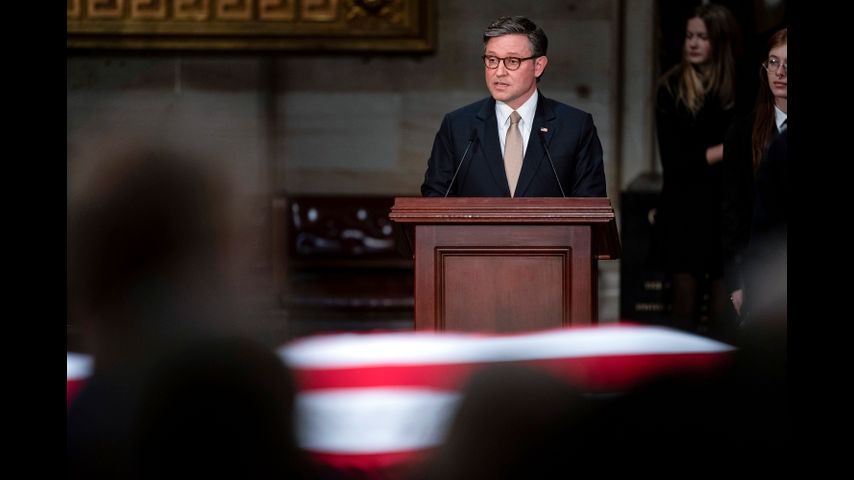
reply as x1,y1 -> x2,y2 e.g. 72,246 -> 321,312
296,388 -> 461,453
280,325 -> 734,368
67,352 -> 94,380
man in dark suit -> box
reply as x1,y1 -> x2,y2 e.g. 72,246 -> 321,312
421,16 -> 607,198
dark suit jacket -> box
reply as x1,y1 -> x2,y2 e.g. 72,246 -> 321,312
655,77 -> 733,276
751,127 -> 788,240
420,91 -> 606,197
721,114 -> 755,294
721,114 -> 781,294
742,128 -> 787,320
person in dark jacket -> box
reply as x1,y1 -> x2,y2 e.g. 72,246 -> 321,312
721,28 -> 787,332
421,16 -> 606,198
655,4 -> 742,337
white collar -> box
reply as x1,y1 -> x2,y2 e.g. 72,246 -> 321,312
774,105 -> 787,131
496,90 -> 538,127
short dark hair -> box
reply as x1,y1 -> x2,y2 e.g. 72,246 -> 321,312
482,16 -> 548,57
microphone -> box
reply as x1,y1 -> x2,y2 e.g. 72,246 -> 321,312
538,128 -> 566,198
444,129 -> 478,197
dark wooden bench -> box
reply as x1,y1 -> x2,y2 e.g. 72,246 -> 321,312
272,194 -> 414,336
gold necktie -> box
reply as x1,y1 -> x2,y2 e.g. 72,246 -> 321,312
504,111 -> 523,197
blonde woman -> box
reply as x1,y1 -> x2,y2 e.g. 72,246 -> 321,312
654,4 -> 742,336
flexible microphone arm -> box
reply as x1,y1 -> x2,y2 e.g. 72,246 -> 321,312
444,129 -> 479,198
538,129 -> 566,198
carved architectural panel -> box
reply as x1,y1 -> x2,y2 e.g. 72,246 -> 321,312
216,0 -> 252,20
67,0 -> 435,51
88,0 -> 125,18
130,0 -> 167,19
301,0 -> 338,22
259,0 -> 297,21
67,0 -> 82,18
173,0 -> 210,20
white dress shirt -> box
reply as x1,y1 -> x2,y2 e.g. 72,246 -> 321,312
496,90 -> 538,159
774,105 -> 787,132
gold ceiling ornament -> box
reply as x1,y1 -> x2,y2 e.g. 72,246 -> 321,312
346,0 -> 403,25
67,0 -> 435,52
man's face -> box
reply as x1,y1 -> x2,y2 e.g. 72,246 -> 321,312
484,34 -> 548,110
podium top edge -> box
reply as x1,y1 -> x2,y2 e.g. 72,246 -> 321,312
389,197 -> 615,223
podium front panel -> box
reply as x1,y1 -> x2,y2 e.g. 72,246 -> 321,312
414,225 -> 593,332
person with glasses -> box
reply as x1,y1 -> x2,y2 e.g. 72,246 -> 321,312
653,4 -> 742,339
421,16 -> 606,198
722,28 -> 787,332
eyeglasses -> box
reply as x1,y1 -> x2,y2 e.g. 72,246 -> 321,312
482,55 -> 537,71
762,57 -> 787,74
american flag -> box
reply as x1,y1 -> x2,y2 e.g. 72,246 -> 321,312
68,324 -> 734,475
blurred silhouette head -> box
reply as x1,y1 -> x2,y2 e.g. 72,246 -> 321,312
421,363 -> 598,480
130,337 -> 309,479
68,146 -> 236,367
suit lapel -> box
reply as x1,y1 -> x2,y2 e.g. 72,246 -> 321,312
476,99 -> 511,195
515,92 -> 557,197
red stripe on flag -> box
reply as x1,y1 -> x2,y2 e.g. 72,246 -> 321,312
525,352 -> 733,391
67,379 -> 87,409
293,351 -> 733,393
308,448 -> 434,478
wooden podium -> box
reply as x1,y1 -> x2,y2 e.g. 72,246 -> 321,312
389,197 -> 620,332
